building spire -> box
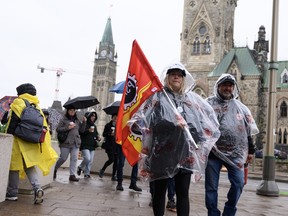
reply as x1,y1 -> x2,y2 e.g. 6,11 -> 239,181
101,17 -> 114,46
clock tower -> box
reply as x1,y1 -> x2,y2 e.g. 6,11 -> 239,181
91,17 -> 117,134
180,0 -> 237,97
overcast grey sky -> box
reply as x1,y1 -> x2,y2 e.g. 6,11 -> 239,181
0,0 -> 287,108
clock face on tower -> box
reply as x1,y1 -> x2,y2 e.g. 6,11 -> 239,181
100,50 -> 107,57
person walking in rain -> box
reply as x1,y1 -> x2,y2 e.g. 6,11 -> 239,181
54,105 -> 86,182
129,62 -> 220,216
77,110 -> 101,178
5,83 -> 58,204
205,74 -> 258,216
99,113 -> 118,181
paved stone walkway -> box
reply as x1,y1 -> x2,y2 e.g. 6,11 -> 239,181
0,168 -> 287,216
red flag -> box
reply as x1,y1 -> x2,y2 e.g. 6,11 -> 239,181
116,40 -> 163,166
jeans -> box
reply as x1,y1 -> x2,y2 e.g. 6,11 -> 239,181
54,146 -> 79,175
205,157 -> 244,216
79,149 -> 95,175
116,145 -> 138,184
7,166 -> 40,196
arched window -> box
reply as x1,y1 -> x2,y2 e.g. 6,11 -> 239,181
283,73 -> 288,83
284,129 -> 287,144
192,37 -> 200,54
278,128 -> 282,144
280,101 -> 287,117
203,36 -> 211,54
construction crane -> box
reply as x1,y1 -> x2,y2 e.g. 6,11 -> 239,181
37,64 -> 65,101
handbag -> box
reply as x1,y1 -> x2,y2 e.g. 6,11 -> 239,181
57,131 -> 69,144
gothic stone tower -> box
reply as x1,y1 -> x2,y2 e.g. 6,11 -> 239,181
180,0 -> 237,97
91,17 -> 117,134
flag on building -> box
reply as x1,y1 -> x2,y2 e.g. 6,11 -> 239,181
115,40 -> 163,166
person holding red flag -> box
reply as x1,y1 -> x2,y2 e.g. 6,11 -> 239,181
128,62 -> 220,216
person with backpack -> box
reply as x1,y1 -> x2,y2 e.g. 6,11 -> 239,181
77,110 -> 101,178
54,105 -> 86,182
5,83 -> 58,204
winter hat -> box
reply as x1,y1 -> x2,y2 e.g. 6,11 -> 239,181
16,83 -> 37,96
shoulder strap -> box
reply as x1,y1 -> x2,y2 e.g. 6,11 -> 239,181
22,98 -> 30,107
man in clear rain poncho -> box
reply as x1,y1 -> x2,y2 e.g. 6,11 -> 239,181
205,74 -> 259,216
128,62 -> 220,216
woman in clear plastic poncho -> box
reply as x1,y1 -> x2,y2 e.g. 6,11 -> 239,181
128,62 -> 220,216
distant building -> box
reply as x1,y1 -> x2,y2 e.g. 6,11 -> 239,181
91,17 -> 117,134
180,0 -> 288,149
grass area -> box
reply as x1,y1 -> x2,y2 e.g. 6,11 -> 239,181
280,191 -> 288,196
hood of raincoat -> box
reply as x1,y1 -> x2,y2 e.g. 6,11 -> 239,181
207,74 -> 259,168
160,62 -> 195,93
214,74 -> 239,99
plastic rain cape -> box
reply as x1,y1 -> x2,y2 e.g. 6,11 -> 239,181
128,62 -> 220,182
207,74 -> 259,169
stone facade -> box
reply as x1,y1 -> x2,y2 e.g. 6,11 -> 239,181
180,0 -> 288,149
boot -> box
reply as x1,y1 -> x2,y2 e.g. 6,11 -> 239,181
99,169 -> 104,178
77,166 -> 82,176
129,183 -> 142,192
69,175 -> 80,182
116,182 -> 124,191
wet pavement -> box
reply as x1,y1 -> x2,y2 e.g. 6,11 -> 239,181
0,168 -> 287,216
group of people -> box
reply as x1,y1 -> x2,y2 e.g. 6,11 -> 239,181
128,62 -> 258,216
3,61 -> 258,216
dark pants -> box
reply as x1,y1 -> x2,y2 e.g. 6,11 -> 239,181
116,145 -> 138,184
101,152 -> 118,176
152,171 -> 191,216
150,177 -> 175,201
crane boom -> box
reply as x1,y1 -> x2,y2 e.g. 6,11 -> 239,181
37,64 -> 65,101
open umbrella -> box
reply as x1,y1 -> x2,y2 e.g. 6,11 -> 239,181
103,101 -> 120,115
0,96 -> 17,121
63,96 -> 100,109
109,81 -> 125,94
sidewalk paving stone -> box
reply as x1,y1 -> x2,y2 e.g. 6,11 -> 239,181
0,168 -> 287,216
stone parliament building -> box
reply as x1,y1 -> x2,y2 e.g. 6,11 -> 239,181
92,0 -> 288,150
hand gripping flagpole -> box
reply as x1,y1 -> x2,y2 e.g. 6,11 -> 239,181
162,89 -> 198,150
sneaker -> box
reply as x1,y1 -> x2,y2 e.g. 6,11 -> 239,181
34,188 -> 44,204
129,184 -> 142,192
5,194 -> 18,201
99,169 -> 104,178
116,183 -> 124,191
84,174 -> 91,178
166,199 -> 177,212
111,175 -> 117,181
77,166 -> 82,176
69,175 -> 80,182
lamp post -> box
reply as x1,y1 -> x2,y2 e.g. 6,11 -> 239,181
256,0 -> 279,197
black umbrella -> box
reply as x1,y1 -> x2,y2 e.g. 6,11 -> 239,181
103,101 -> 120,115
63,96 -> 100,109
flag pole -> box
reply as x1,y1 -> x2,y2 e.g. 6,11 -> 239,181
162,88 -> 198,150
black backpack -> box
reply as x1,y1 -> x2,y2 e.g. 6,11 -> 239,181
14,99 -> 47,143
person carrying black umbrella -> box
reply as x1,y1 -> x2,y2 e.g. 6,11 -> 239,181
54,105 -> 86,182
